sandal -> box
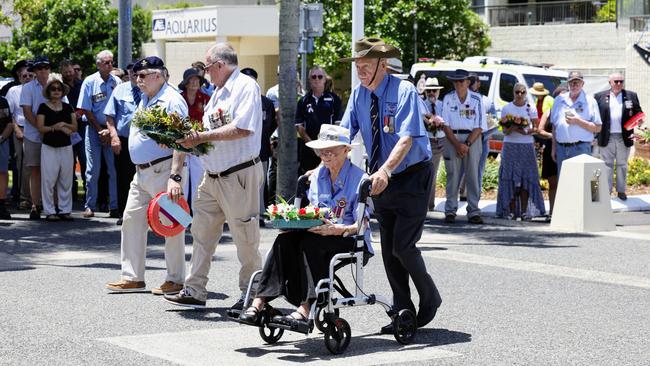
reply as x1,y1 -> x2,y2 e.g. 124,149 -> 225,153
238,305 -> 261,326
276,311 -> 308,326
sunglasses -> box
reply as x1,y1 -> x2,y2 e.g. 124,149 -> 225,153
311,75 -> 324,80
515,90 -> 527,95
136,71 -> 156,79
73,67 -> 81,72
425,89 -> 439,94
49,87 -> 63,92
101,61 -> 113,66
20,74 -> 32,79
613,80 -> 624,84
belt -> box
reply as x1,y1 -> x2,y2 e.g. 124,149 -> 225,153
392,160 -> 432,179
452,129 -> 472,134
208,157 -> 260,179
558,141 -> 588,147
137,155 -> 172,170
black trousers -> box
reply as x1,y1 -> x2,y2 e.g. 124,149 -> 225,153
114,136 -> 136,216
373,163 -> 442,313
256,231 -> 355,307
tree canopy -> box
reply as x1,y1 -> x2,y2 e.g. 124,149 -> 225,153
0,0 -> 151,75
308,0 -> 490,78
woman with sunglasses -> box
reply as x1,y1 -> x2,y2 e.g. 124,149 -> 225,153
496,83 -> 545,220
295,66 -> 342,173
237,124 -> 372,329
35,75 -> 77,221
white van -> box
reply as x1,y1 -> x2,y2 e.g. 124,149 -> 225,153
409,57 -> 568,154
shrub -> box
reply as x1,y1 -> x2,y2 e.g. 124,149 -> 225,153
627,157 -> 650,186
436,157 -> 500,192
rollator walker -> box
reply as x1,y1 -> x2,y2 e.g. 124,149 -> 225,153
230,175 -> 417,354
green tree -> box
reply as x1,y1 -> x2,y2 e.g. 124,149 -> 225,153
308,0 -> 490,77
596,0 -> 616,23
0,0 -> 151,74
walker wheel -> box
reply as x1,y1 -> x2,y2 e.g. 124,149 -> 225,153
315,307 -> 339,333
258,311 -> 284,344
393,309 -> 417,345
324,317 -> 351,354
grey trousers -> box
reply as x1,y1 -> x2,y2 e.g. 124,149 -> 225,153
600,133 -> 630,194
443,134 -> 482,218
428,137 -> 445,210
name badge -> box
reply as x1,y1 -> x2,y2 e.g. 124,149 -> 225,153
92,92 -> 107,103
324,97 -> 333,102
207,108 -> 232,129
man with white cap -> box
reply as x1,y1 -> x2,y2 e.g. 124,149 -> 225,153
421,77 -> 445,210
550,71 -> 601,173
340,37 -> 442,334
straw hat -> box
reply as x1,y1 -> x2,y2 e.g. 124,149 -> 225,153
529,82 -> 549,96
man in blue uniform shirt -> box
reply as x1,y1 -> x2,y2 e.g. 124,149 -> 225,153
77,50 -> 121,218
106,56 -> 188,295
340,37 -> 442,334
105,62 -> 141,225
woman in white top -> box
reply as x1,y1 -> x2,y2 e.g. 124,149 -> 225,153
496,83 -> 546,220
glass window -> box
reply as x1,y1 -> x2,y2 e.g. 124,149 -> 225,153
413,70 -> 493,101
523,74 -> 567,96
499,73 -> 518,102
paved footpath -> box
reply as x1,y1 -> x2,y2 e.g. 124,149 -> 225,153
1,209 -> 649,365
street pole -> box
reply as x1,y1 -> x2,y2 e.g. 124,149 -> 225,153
117,0 -> 132,69
350,0 -> 364,169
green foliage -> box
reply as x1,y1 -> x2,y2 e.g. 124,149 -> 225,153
596,0 -> 616,23
156,2 -> 203,10
635,128 -> 650,144
627,157 -> 650,186
307,0 -> 490,78
436,157 -> 499,192
0,0 -> 151,74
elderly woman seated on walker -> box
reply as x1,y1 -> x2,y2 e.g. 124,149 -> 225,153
238,124 -> 372,327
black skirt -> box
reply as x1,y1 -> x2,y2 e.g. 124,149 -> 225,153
255,231 -> 356,307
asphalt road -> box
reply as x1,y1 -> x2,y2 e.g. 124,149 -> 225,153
1,209 -> 649,366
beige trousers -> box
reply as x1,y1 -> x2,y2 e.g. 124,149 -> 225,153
185,162 -> 264,301
120,159 -> 186,284
40,144 -> 73,215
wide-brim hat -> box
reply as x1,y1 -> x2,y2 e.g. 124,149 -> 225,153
178,68 -> 205,90
305,124 -> 351,150
447,69 -> 470,81
529,82 -> 549,96
424,77 -> 443,90
339,37 -> 401,62
12,60 -> 30,75
42,74 -> 70,98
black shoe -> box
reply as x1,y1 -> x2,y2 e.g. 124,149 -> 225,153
58,213 -> 74,222
29,207 -> 40,220
238,306 -> 261,326
416,304 -> 438,328
163,288 -> 206,309
0,206 -> 11,220
109,209 -> 120,218
617,192 -> 627,201
380,323 -> 394,334
444,214 -> 455,223
259,219 -> 266,228
226,293 -> 246,318
116,217 -> 123,226
469,215 -> 483,224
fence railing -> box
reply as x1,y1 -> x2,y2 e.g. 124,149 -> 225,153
629,15 -> 650,31
472,1 -> 613,27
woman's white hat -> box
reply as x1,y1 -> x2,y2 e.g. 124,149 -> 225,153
305,124 -> 351,150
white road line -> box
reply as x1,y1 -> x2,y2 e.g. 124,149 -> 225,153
99,326 -> 460,366
423,250 -> 650,290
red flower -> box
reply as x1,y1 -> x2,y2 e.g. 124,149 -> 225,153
272,205 -> 278,213
298,208 -> 306,215
314,207 -> 320,214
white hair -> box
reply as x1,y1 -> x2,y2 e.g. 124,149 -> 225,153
207,43 -> 238,66
96,50 -> 114,62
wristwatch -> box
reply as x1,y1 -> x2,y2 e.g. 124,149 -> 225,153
169,174 -> 182,182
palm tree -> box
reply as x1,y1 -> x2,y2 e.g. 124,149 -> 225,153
277,0 -> 300,200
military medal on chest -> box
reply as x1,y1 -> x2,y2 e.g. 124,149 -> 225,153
333,197 -> 346,220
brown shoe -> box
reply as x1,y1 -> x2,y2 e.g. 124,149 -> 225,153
106,280 -> 146,293
83,208 -> 94,218
151,281 -> 183,296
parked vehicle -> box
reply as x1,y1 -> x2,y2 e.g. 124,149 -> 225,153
409,57 -> 568,155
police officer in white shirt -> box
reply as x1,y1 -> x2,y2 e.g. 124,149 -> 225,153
164,43 -> 264,313
441,69 -> 487,224
550,71 -> 601,174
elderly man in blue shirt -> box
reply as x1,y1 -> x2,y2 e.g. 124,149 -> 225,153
105,62 -> 141,225
77,50 -> 122,219
340,37 -> 442,334
550,71 -> 601,174
106,56 -> 188,296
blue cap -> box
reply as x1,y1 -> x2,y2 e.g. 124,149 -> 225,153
133,56 -> 165,72
28,56 -> 52,71
447,69 -> 470,81
240,67 -> 258,80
